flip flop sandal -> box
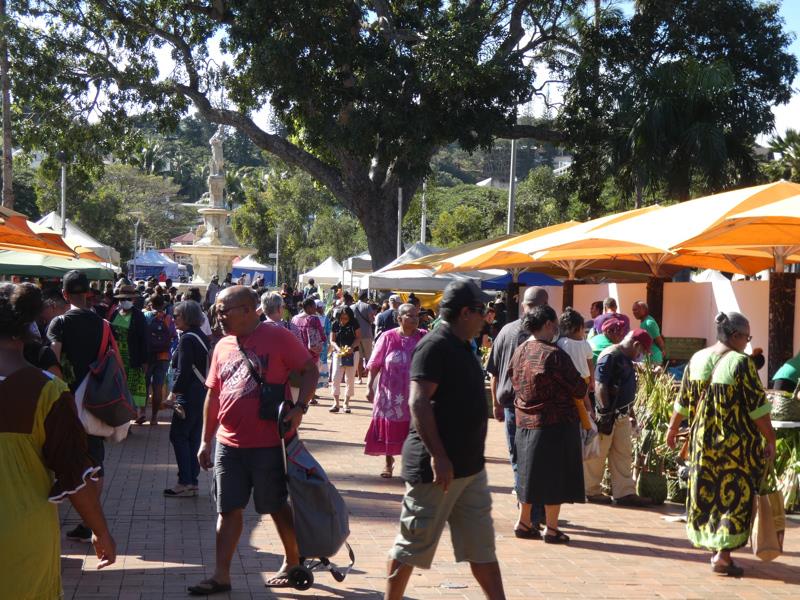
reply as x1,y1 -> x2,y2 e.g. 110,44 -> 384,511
543,529 -> 570,544
329,406 -> 340,413
163,487 -> 197,498
712,559 -> 744,577
380,464 -> 394,478
264,570 -> 292,588
187,578 -> 231,595
344,407 -> 352,413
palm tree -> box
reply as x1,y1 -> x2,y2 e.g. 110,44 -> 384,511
768,129 -> 800,182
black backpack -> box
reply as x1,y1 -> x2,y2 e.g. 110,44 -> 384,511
147,313 -> 172,354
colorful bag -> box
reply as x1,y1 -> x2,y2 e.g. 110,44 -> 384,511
83,320 -> 136,427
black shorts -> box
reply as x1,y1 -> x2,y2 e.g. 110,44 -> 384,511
212,443 -> 288,514
86,434 -> 105,478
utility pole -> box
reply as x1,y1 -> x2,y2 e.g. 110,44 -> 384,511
397,187 -> 403,258
420,181 -> 427,244
0,0 -> 13,210
56,151 -> 67,237
275,227 -> 280,286
506,139 -> 517,235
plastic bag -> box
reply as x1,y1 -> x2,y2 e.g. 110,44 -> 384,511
582,422 -> 601,461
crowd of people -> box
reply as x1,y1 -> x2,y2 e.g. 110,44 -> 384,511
0,267 -> 782,597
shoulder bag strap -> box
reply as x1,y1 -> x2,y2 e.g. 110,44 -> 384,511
680,349 -> 733,459
237,337 -> 265,386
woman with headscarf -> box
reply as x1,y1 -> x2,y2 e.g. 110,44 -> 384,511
364,303 -> 426,478
667,311 -> 776,577
0,283 -> 116,598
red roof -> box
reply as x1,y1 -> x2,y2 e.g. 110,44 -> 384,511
170,231 -> 196,244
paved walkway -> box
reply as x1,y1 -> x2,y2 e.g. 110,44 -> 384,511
61,383 -> 800,599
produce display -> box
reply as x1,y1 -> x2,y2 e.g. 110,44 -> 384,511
775,429 -> 800,513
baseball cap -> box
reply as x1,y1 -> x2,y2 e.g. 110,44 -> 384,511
62,270 -> 89,294
601,317 -> 625,334
630,328 -> 653,352
389,294 -> 401,303
440,280 -> 491,313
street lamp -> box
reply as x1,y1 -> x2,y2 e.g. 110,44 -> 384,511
130,211 -> 144,281
55,150 -> 68,237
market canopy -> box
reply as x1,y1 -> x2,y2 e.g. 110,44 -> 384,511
1,207 -> 77,257
36,212 -> 121,264
530,181 -> 800,276
343,250 -> 372,272
232,254 -> 276,286
678,193 -> 800,271
299,256 -> 344,286
362,242 -> 499,292
128,249 -> 183,279
0,250 -> 115,279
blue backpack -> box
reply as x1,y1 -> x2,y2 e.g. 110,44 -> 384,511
147,313 -> 172,354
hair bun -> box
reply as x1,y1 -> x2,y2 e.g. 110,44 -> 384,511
715,312 -> 727,324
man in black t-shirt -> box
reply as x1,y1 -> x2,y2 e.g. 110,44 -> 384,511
386,281 -> 506,600
47,270 -> 109,543
375,294 -> 400,338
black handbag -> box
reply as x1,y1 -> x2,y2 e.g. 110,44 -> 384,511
237,339 -> 286,421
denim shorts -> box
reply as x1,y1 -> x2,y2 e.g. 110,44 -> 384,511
145,360 -> 169,387
211,443 -> 288,514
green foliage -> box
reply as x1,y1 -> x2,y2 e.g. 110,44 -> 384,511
34,162 -> 191,261
560,0 -> 797,208
768,129 -> 800,183
232,168 -> 366,283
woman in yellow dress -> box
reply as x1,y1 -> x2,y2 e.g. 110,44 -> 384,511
667,311 -> 775,577
0,283 -> 116,599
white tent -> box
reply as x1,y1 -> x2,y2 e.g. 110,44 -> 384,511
299,256 -> 344,286
36,212 -> 121,264
360,242 -> 489,292
343,250 -> 372,272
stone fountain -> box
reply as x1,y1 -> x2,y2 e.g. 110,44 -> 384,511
173,125 -> 254,286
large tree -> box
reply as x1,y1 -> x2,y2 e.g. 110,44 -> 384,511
19,0 -> 574,269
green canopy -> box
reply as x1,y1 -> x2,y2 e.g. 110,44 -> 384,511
0,251 -> 115,280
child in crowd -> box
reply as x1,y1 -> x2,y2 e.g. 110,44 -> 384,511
556,308 -> 595,436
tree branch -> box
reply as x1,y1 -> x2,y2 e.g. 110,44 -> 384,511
500,123 -> 566,143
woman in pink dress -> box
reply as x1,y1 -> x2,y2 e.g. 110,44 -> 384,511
365,303 -> 426,478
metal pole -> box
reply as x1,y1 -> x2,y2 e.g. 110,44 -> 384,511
397,187 -> 403,258
58,162 -> 67,238
275,227 -> 280,287
132,219 -> 139,281
420,181 -> 427,244
506,139 -> 517,235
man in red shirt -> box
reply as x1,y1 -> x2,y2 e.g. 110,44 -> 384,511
189,286 -> 319,595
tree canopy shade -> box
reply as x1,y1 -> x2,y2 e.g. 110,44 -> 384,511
559,0 -> 797,212
18,0 -> 575,269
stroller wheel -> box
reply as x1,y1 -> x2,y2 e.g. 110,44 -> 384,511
288,565 -> 314,591
331,568 -> 345,583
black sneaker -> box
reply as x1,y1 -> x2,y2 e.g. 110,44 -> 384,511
66,524 -> 92,542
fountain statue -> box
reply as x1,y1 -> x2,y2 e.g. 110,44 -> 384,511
172,125 -> 255,286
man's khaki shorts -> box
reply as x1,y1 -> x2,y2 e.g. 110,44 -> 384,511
389,469 -> 496,569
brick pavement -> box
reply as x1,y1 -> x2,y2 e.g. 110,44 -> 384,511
60,382 -> 800,599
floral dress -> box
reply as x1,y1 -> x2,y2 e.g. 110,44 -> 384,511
675,348 -> 771,550
112,312 -> 147,408
364,328 -> 426,456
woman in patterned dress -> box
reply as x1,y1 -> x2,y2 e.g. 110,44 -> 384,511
667,311 -> 776,577
364,303 -> 426,478
109,285 -> 149,423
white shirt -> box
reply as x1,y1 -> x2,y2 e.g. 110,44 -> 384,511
557,336 -> 593,379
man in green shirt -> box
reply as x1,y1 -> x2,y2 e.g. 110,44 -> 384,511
632,301 -> 666,365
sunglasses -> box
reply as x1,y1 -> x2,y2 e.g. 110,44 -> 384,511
468,304 -> 487,316
216,304 -> 249,317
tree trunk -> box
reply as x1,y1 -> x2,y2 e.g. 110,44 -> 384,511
354,188 -> 407,271
0,0 -> 13,210
768,272 -> 798,378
